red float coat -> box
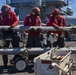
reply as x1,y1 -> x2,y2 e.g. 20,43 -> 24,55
24,14 -> 42,36
0,11 -> 19,27
47,15 -> 66,34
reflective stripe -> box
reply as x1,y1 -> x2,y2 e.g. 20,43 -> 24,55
36,18 -> 38,23
8,14 -> 11,18
29,18 -> 31,22
0,15 -> 3,20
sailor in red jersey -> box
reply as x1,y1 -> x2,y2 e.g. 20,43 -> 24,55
0,5 -> 18,26
24,7 -> 42,47
0,4 -> 20,68
47,8 -> 66,47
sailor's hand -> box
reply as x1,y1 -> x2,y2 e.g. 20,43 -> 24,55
29,28 -> 35,32
8,26 -> 14,31
55,26 -> 64,32
55,25 -> 61,31
37,28 -> 41,32
60,28 -> 65,32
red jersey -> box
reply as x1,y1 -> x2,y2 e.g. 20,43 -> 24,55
47,15 -> 66,34
24,14 -> 41,26
24,14 -> 42,36
0,11 -> 19,27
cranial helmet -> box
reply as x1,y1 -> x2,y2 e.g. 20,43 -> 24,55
1,4 -> 11,13
52,8 -> 60,15
32,7 -> 40,14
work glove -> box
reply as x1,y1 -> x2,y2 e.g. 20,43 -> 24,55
29,28 -> 35,32
37,28 -> 42,32
8,26 -> 14,31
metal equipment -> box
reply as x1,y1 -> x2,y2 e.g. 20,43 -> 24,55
0,25 -> 76,72
0,26 -> 76,31
0,27 -> 28,72
34,47 -> 73,75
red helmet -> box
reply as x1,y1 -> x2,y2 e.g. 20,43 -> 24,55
1,4 -> 11,13
32,7 -> 40,14
52,8 -> 60,15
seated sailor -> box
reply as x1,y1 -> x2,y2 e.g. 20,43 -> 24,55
0,4 -> 20,68
46,8 -> 66,48
24,7 -> 42,47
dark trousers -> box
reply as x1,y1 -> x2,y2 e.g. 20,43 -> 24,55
57,34 -> 65,47
2,31 -> 20,66
26,35 -> 41,47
